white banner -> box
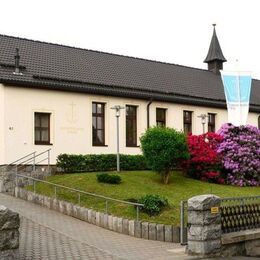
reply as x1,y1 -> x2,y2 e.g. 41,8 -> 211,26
220,71 -> 252,126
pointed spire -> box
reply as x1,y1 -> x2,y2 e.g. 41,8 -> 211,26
204,24 -> 227,74
204,24 -> 226,63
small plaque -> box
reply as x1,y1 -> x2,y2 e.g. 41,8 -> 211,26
211,207 -> 219,214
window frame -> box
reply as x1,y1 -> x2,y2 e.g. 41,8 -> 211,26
126,105 -> 138,147
208,113 -> 216,132
183,110 -> 192,134
34,112 -> 51,145
92,102 -> 106,146
156,108 -> 166,127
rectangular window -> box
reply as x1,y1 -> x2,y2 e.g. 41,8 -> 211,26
208,113 -> 216,132
35,112 -> 51,145
156,108 -> 166,127
92,102 -> 105,146
126,105 -> 137,147
183,111 -> 192,134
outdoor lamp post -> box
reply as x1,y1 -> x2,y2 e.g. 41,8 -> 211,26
111,105 -> 125,172
198,114 -> 208,134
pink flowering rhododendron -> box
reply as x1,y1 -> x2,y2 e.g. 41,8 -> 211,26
217,124 -> 260,186
185,124 -> 260,186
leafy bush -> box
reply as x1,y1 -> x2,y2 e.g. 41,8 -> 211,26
56,154 -> 149,173
217,124 -> 260,186
96,173 -> 122,184
140,127 -> 189,184
138,194 -> 168,216
185,132 -> 224,183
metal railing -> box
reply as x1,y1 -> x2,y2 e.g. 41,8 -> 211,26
0,149 -> 51,174
220,195 -> 260,233
180,200 -> 188,245
16,173 -> 144,221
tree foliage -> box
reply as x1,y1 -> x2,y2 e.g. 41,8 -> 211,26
140,127 -> 189,184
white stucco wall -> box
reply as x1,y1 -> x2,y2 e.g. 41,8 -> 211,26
0,84 -> 4,164
2,85 -> 259,164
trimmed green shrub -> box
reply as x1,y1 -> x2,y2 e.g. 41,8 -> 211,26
97,173 -> 122,184
140,127 -> 189,184
56,154 -> 148,173
138,194 -> 168,216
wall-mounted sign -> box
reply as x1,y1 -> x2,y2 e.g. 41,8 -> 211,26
211,207 -> 219,214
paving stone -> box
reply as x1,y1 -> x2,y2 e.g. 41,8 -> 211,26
0,193 -> 183,260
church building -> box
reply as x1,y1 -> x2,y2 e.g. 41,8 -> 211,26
0,26 -> 259,164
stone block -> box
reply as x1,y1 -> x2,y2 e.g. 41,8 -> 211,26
14,187 -> 19,198
0,248 -> 19,259
128,220 -> 135,236
134,221 -> 142,238
103,214 -> 108,228
87,209 -> 92,223
59,201 -> 67,215
95,212 -> 100,226
108,215 -> 113,230
0,206 -> 20,231
20,188 -> 28,200
91,210 -> 96,224
188,224 -> 221,241
187,239 -> 221,256
79,207 -> 87,221
149,223 -> 156,240
188,210 -> 221,225
245,239 -> 260,257
141,222 -> 149,239
221,242 -> 245,257
66,202 -> 73,216
76,206 -> 82,219
72,205 -> 79,218
117,217 -> 123,233
122,219 -> 129,235
156,224 -> 164,241
43,196 -> 52,209
0,229 -> 19,250
112,217 -> 118,232
52,199 -> 59,211
27,191 -> 35,202
164,225 -> 173,243
99,212 -> 104,227
188,194 -> 220,211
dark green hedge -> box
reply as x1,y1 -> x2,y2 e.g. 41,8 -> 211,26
56,153 -> 149,173
97,173 -> 122,184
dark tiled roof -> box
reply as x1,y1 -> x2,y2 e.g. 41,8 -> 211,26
204,26 -> 227,63
0,34 -> 259,112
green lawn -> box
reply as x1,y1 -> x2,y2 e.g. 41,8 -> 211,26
28,171 -> 260,226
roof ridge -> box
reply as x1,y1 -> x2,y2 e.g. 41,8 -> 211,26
0,33 -> 211,73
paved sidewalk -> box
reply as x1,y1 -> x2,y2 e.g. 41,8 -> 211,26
0,193 -> 190,260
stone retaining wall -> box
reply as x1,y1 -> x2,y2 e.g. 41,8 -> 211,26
0,205 -> 20,259
186,194 -> 260,258
15,187 -> 185,243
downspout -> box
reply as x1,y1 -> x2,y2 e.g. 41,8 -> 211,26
147,99 -> 153,129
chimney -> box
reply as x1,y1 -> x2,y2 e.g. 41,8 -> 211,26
13,48 -> 22,75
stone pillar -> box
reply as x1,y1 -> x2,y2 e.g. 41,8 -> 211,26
187,194 -> 221,258
0,205 -> 20,259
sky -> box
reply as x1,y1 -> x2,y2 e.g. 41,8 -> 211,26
1,0 -> 260,79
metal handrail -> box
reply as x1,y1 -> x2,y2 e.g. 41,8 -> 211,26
16,173 -> 144,220
0,151 -> 36,170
